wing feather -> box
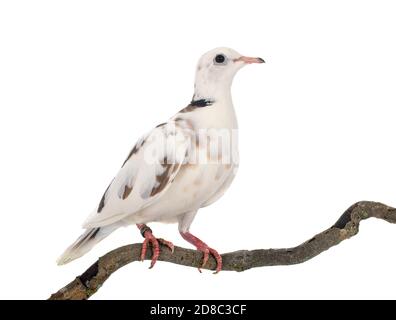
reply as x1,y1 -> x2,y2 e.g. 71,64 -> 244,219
82,121 -> 190,228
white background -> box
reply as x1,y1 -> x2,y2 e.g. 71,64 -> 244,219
1,0 -> 396,300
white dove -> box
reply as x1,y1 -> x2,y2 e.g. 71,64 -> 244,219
58,47 -> 264,273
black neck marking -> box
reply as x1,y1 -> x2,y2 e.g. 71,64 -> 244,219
190,99 -> 215,107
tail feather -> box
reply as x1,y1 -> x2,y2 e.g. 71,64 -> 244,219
57,223 -> 119,265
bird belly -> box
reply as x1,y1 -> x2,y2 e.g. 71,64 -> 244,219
123,162 -> 234,225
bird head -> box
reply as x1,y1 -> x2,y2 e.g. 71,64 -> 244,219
193,47 -> 264,101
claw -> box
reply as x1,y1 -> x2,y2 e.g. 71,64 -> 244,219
209,248 -> 222,274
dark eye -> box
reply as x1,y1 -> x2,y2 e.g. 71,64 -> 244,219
214,54 -> 226,64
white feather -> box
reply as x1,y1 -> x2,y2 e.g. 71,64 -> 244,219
58,47 -> 264,264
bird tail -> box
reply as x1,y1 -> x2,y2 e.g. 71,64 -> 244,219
57,223 -> 120,265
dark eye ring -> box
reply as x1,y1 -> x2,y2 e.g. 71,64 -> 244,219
214,54 -> 226,64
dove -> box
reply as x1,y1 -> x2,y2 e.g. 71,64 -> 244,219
57,47 -> 264,273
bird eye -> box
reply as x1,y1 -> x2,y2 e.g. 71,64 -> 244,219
214,54 -> 227,65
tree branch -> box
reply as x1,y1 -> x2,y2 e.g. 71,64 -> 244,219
49,201 -> 396,300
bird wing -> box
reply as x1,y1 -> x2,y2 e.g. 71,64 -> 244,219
82,121 -> 191,228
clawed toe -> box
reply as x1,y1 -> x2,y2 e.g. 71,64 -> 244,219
180,231 -> 223,273
158,238 -> 175,253
199,247 -> 222,274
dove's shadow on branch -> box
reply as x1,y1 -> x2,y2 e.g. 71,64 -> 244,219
49,201 -> 396,300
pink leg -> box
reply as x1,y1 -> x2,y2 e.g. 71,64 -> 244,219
137,224 -> 174,269
180,231 -> 222,274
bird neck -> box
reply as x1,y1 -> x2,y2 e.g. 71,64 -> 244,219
193,75 -> 233,105
191,78 -> 237,129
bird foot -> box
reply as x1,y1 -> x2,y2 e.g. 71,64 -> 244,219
180,231 -> 222,274
196,244 -> 222,274
137,224 -> 174,269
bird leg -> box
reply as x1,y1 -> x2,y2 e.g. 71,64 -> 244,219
180,231 -> 222,273
136,224 -> 174,269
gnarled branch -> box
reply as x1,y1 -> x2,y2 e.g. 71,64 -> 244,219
49,201 -> 396,300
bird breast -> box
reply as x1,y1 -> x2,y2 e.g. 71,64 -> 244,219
128,125 -> 238,223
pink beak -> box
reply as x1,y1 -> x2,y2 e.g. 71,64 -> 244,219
234,56 -> 265,64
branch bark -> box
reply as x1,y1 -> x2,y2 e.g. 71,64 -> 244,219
49,201 -> 396,300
